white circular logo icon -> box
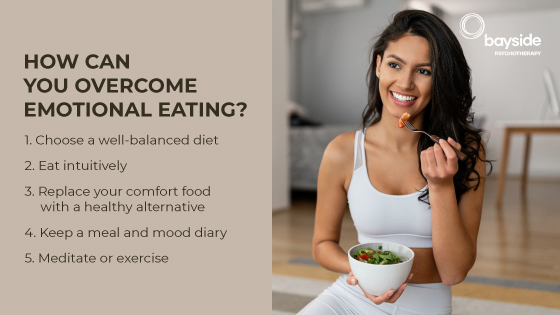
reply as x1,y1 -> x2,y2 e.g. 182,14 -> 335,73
460,13 -> 485,39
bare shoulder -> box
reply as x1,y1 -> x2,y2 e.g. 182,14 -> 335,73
318,131 -> 357,189
321,131 -> 356,166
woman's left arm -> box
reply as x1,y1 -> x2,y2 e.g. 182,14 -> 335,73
421,137 -> 486,286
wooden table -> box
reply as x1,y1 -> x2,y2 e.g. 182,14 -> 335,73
496,121 -> 560,208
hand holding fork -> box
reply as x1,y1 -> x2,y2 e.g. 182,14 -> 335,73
400,118 -> 467,161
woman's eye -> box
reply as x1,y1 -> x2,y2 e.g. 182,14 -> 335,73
388,62 -> 430,75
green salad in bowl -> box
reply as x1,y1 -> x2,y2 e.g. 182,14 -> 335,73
352,245 -> 408,265
348,242 -> 415,296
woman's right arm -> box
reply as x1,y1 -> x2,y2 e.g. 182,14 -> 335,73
312,134 -> 413,305
312,134 -> 354,274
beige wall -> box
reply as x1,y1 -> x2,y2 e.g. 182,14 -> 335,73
1,1 -> 272,314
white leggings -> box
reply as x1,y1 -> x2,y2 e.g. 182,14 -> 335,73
297,274 -> 452,315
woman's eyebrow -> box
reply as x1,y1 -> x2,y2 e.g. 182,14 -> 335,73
386,54 -> 430,67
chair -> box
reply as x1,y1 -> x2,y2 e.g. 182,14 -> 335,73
495,69 -> 560,208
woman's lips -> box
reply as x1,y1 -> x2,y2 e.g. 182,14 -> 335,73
390,91 -> 418,107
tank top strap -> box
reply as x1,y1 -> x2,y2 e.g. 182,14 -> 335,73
354,129 -> 365,170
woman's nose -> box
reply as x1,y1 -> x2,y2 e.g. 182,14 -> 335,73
396,71 -> 414,90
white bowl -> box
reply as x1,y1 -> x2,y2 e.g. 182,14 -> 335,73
348,242 -> 415,296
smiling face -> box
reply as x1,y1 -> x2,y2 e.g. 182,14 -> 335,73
376,34 -> 432,122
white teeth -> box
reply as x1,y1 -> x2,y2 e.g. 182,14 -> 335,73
391,92 -> 417,102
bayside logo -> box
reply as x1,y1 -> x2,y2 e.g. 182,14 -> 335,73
460,13 -> 485,39
459,13 -> 542,56
484,34 -> 541,49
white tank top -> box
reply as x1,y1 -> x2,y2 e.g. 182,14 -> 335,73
347,128 -> 433,248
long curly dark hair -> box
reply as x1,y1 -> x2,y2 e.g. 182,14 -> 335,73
362,9 -> 493,204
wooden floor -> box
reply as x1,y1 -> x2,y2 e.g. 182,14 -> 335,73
272,177 -> 560,285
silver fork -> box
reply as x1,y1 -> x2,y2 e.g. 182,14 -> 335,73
401,119 -> 467,161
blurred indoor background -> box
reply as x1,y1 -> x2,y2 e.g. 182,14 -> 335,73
272,1 -> 560,314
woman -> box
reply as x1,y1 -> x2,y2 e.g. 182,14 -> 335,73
298,9 -> 491,315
